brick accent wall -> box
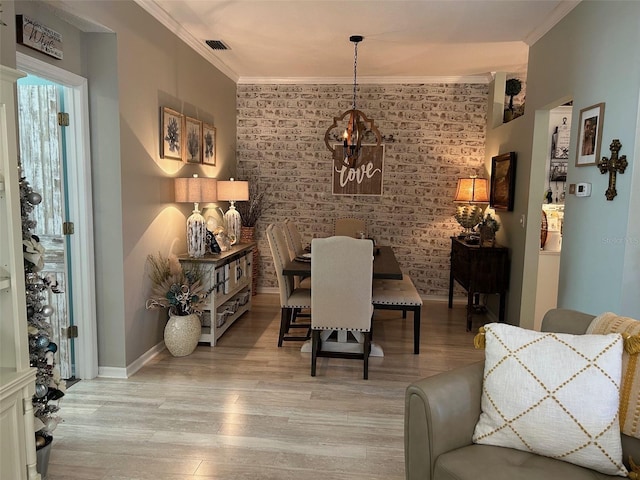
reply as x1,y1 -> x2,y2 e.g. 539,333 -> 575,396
237,82 -> 488,297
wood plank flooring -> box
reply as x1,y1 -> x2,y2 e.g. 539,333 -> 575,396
46,294 -> 487,480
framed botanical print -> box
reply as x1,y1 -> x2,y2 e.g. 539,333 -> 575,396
575,102 -> 605,167
184,116 -> 203,164
490,152 -> 517,211
160,107 -> 183,160
202,122 -> 216,166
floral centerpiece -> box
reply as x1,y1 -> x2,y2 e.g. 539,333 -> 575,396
145,253 -> 210,316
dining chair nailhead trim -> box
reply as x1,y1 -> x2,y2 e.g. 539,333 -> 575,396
372,275 -> 423,306
312,326 -> 370,332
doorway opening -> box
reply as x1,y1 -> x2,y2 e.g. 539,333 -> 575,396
16,52 -> 98,380
534,102 -> 573,329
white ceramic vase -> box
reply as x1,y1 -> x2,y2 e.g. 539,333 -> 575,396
164,313 -> 201,357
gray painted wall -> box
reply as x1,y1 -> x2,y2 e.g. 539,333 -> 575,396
84,32 -> 127,369
1,1 -> 16,67
487,0 -> 640,327
8,0 -> 238,370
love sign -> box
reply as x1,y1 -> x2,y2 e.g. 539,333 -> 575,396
332,145 -> 384,195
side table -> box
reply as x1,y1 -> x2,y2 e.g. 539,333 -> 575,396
448,237 -> 510,331
178,242 -> 255,345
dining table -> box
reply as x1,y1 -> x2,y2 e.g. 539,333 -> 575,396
281,245 -> 403,280
282,244 -> 404,357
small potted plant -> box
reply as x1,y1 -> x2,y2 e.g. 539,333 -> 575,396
504,78 -> 522,122
145,253 -> 212,356
479,213 -> 500,247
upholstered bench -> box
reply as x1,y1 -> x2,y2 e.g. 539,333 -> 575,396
372,274 -> 422,353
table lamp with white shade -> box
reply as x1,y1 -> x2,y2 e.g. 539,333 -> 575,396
175,174 -> 217,257
453,176 -> 489,239
217,178 -> 249,245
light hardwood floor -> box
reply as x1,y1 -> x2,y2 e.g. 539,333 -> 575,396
46,294 -> 487,480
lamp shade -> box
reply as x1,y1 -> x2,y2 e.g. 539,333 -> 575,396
217,178 -> 249,201
453,177 -> 489,204
174,174 -> 217,203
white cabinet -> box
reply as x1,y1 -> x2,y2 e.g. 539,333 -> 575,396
0,65 -> 41,480
178,243 -> 254,346
1,371 -> 39,480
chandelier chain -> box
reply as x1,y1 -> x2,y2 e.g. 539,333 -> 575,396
352,41 -> 358,110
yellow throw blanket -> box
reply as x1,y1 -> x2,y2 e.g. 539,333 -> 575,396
587,312 -> 640,440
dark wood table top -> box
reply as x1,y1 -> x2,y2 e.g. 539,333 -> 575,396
282,245 -> 403,280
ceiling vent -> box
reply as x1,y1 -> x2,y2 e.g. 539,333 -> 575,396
205,40 -> 229,51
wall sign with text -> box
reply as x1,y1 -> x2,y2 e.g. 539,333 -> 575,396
332,145 -> 384,196
16,15 -> 63,60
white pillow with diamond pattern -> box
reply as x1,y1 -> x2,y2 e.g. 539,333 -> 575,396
472,323 -> 627,476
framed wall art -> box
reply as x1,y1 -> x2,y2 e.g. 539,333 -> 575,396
160,107 -> 183,160
490,152 -> 517,211
16,15 -> 63,60
575,102 -> 605,167
184,116 -> 203,164
202,122 -> 216,166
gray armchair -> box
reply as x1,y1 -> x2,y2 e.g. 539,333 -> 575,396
404,308 -> 640,480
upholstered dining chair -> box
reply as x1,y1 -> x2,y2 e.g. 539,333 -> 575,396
283,219 -> 305,257
266,223 -> 311,346
333,217 -> 367,238
310,236 -> 374,379
283,219 -> 311,289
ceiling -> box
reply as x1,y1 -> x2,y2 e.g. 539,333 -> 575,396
133,0 -> 580,84
50,0 -> 579,84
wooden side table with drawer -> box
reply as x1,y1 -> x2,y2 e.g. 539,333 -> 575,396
448,237 -> 510,331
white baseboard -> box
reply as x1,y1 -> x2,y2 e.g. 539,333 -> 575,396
97,366 -> 128,379
98,341 -> 165,378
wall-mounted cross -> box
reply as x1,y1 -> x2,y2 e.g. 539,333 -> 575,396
597,139 -> 628,201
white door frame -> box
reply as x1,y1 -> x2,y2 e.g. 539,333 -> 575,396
17,52 -> 98,380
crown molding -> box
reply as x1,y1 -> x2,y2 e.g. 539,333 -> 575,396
43,0 -> 113,33
524,0 -> 581,46
135,0 -> 510,86
133,0 -> 239,83
237,74 -> 493,85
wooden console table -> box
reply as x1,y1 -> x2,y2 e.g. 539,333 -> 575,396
179,243 -> 255,346
448,237 -> 509,331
